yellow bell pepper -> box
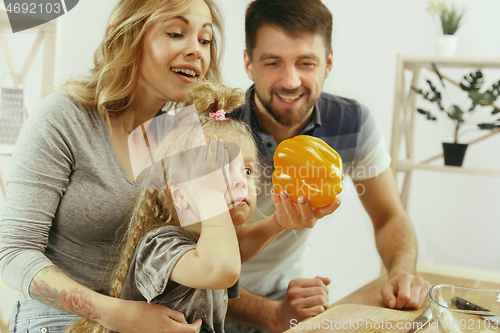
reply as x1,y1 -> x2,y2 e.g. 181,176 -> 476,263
272,135 -> 343,207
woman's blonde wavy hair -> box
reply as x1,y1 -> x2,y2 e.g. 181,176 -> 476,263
62,0 -> 223,120
66,80 -> 256,333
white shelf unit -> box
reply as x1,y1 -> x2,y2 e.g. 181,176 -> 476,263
390,54 -> 500,209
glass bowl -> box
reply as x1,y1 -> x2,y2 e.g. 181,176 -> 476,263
429,284 -> 500,333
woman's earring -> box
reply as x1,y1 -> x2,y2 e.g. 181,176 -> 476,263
180,206 -> 183,214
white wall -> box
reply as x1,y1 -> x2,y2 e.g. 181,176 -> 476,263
1,0 -> 499,315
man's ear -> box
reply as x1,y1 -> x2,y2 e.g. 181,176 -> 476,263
244,50 -> 255,82
325,47 -> 333,79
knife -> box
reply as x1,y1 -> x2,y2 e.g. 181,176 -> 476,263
407,306 -> 433,333
451,297 -> 500,325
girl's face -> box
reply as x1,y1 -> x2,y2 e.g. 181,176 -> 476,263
138,0 -> 213,104
223,133 -> 258,227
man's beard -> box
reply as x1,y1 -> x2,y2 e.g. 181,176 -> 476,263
255,87 -> 316,128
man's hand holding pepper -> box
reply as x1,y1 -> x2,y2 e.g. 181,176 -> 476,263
270,189 -> 342,230
269,135 -> 343,230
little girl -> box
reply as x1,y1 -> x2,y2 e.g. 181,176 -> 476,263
66,81 -> 272,333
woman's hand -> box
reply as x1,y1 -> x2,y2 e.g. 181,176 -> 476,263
270,189 -> 342,230
28,266 -> 201,333
105,299 -> 202,333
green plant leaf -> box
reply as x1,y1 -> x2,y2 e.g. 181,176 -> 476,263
432,63 -> 445,88
440,3 -> 466,35
417,108 -> 437,121
468,91 -> 496,111
468,91 -> 482,111
478,123 -> 500,130
483,80 -> 500,105
427,80 -> 445,111
447,105 -> 464,124
491,81 -> 500,97
492,108 -> 500,115
412,83 -> 445,111
411,86 -> 423,95
481,91 -> 495,105
460,70 -> 484,92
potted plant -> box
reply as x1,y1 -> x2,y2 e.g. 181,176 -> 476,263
412,65 -> 500,166
427,1 -> 466,56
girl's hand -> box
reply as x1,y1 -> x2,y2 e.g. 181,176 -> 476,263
106,299 -> 202,333
186,135 -> 229,199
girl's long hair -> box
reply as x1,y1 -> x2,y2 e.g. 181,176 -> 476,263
61,0 -> 223,120
66,80 -> 254,333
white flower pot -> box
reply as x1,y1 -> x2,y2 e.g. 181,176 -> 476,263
436,35 -> 458,57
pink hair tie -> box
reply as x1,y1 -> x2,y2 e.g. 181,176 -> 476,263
209,109 -> 226,121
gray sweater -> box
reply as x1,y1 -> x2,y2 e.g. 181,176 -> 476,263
0,91 -> 140,297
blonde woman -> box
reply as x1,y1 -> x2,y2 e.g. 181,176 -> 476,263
0,0 -> 223,332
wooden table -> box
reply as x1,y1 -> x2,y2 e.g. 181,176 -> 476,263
330,272 -> 500,312
284,272 -> 500,333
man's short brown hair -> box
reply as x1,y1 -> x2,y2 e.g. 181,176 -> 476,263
245,0 -> 333,59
